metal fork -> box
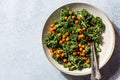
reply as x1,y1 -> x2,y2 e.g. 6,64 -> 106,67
90,41 -> 101,80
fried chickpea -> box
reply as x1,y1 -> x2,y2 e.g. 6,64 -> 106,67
56,54 -> 60,58
72,30 -> 75,34
62,38 -> 65,42
73,52 -> 77,56
59,40 -> 63,44
75,20 -> 79,24
67,62 -> 72,67
61,53 -> 65,57
80,53 -> 85,57
62,35 -> 66,38
79,48 -> 83,51
50,24 -> 54,27
81,45 -> 85,48
69,11 -> 73,15
83,57 -> 87,60
72,16 -> 75,19
57,33 -> 62,37
66,37 -> 70,41
82,50 -> 86,53
77,28 -> 82,32
82,27 -> 86,30
80,34 -> 84,38
50,27 -> 54,31
63,59 -> 67,63
65,32 -> 69,36
50,53 -> 54,56
64,16 -> 68,20
77,52 -> 80,55
87,42 -> 90,46
78,44 -> 82,47
53,26 -> 56,30
86,59 -> 90,64
77,16 -> 82,20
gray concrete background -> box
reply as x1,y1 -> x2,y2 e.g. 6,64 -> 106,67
0,0 -> 120,80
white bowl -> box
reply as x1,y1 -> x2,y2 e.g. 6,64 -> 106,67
42,2 -> 115,76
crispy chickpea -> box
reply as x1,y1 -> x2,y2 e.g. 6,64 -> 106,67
65,32 -> 69,36
82,50 -> 86,53
77,35 -> 81,40
73,52 -> 77,56
80,34 -> 84,38
67,62 -> 72,67
72,30 -> 75,34
75,20 -> 79,24
53,26 -> 56,30
61,53 -> 65,57
87,42 -> 90,46
77,16 -> 82,20
56,50 -> 62,54
50,27 -> 54,31
59,40 -> 63,44
50,24 -> 54,27
75,44 -> 79,49
86,59 -> 90,64
72,16 -> 75,19
64,16 -> 68,20
57,33 -> 62,37
77,52 -> 80,55
62,35 -> 66,38
69,11 -> 73,15
82,27 -> 86,30
63,59 -> 68,63
50,53 -> 54,56
56,54 -> 60,58
66,37 -> 70,41
81,45 -> 85,48
62,38 -> 65,42
79,48 -> 83,51
80,53 -> 85,57
78,44 -> 82,47
83,57 -> 87,60
77,28 -> 82,32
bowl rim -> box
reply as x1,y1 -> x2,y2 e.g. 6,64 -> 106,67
41,2 -> 115,76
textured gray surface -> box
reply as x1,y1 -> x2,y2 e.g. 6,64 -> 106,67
0,0 -> 120,80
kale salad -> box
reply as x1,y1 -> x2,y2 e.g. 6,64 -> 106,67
44,8 -> 105,71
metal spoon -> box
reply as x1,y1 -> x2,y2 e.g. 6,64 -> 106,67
90,41 -> 101,80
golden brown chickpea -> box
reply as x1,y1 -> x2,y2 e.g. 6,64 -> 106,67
61,53 -> 65,57
73,52 -> 77,56
64,16 -> 68,20
75,20 -> 79,24
87,42 -> 90,46
77,16 -> 82,20
82,27 -> 86,30
81,45 -> 85,48
53,26 -> 56,30
83,57 -> 87,60
63,59 -> 68,63
72,16 -> 75,19
72,30 -> 75,34
65,32 -> 69,36
57,33 -> 62,37
67,62 -> 72,67
62,35 -> 66,38
66,37 -> 70,41
59,40 -> 63,44
56,54 -> 60,58
86,59 -> 90,64
82,50 -> 86,53
69,11 -> 73,15
50,24 -> 54,27
79,48 -> 83,51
